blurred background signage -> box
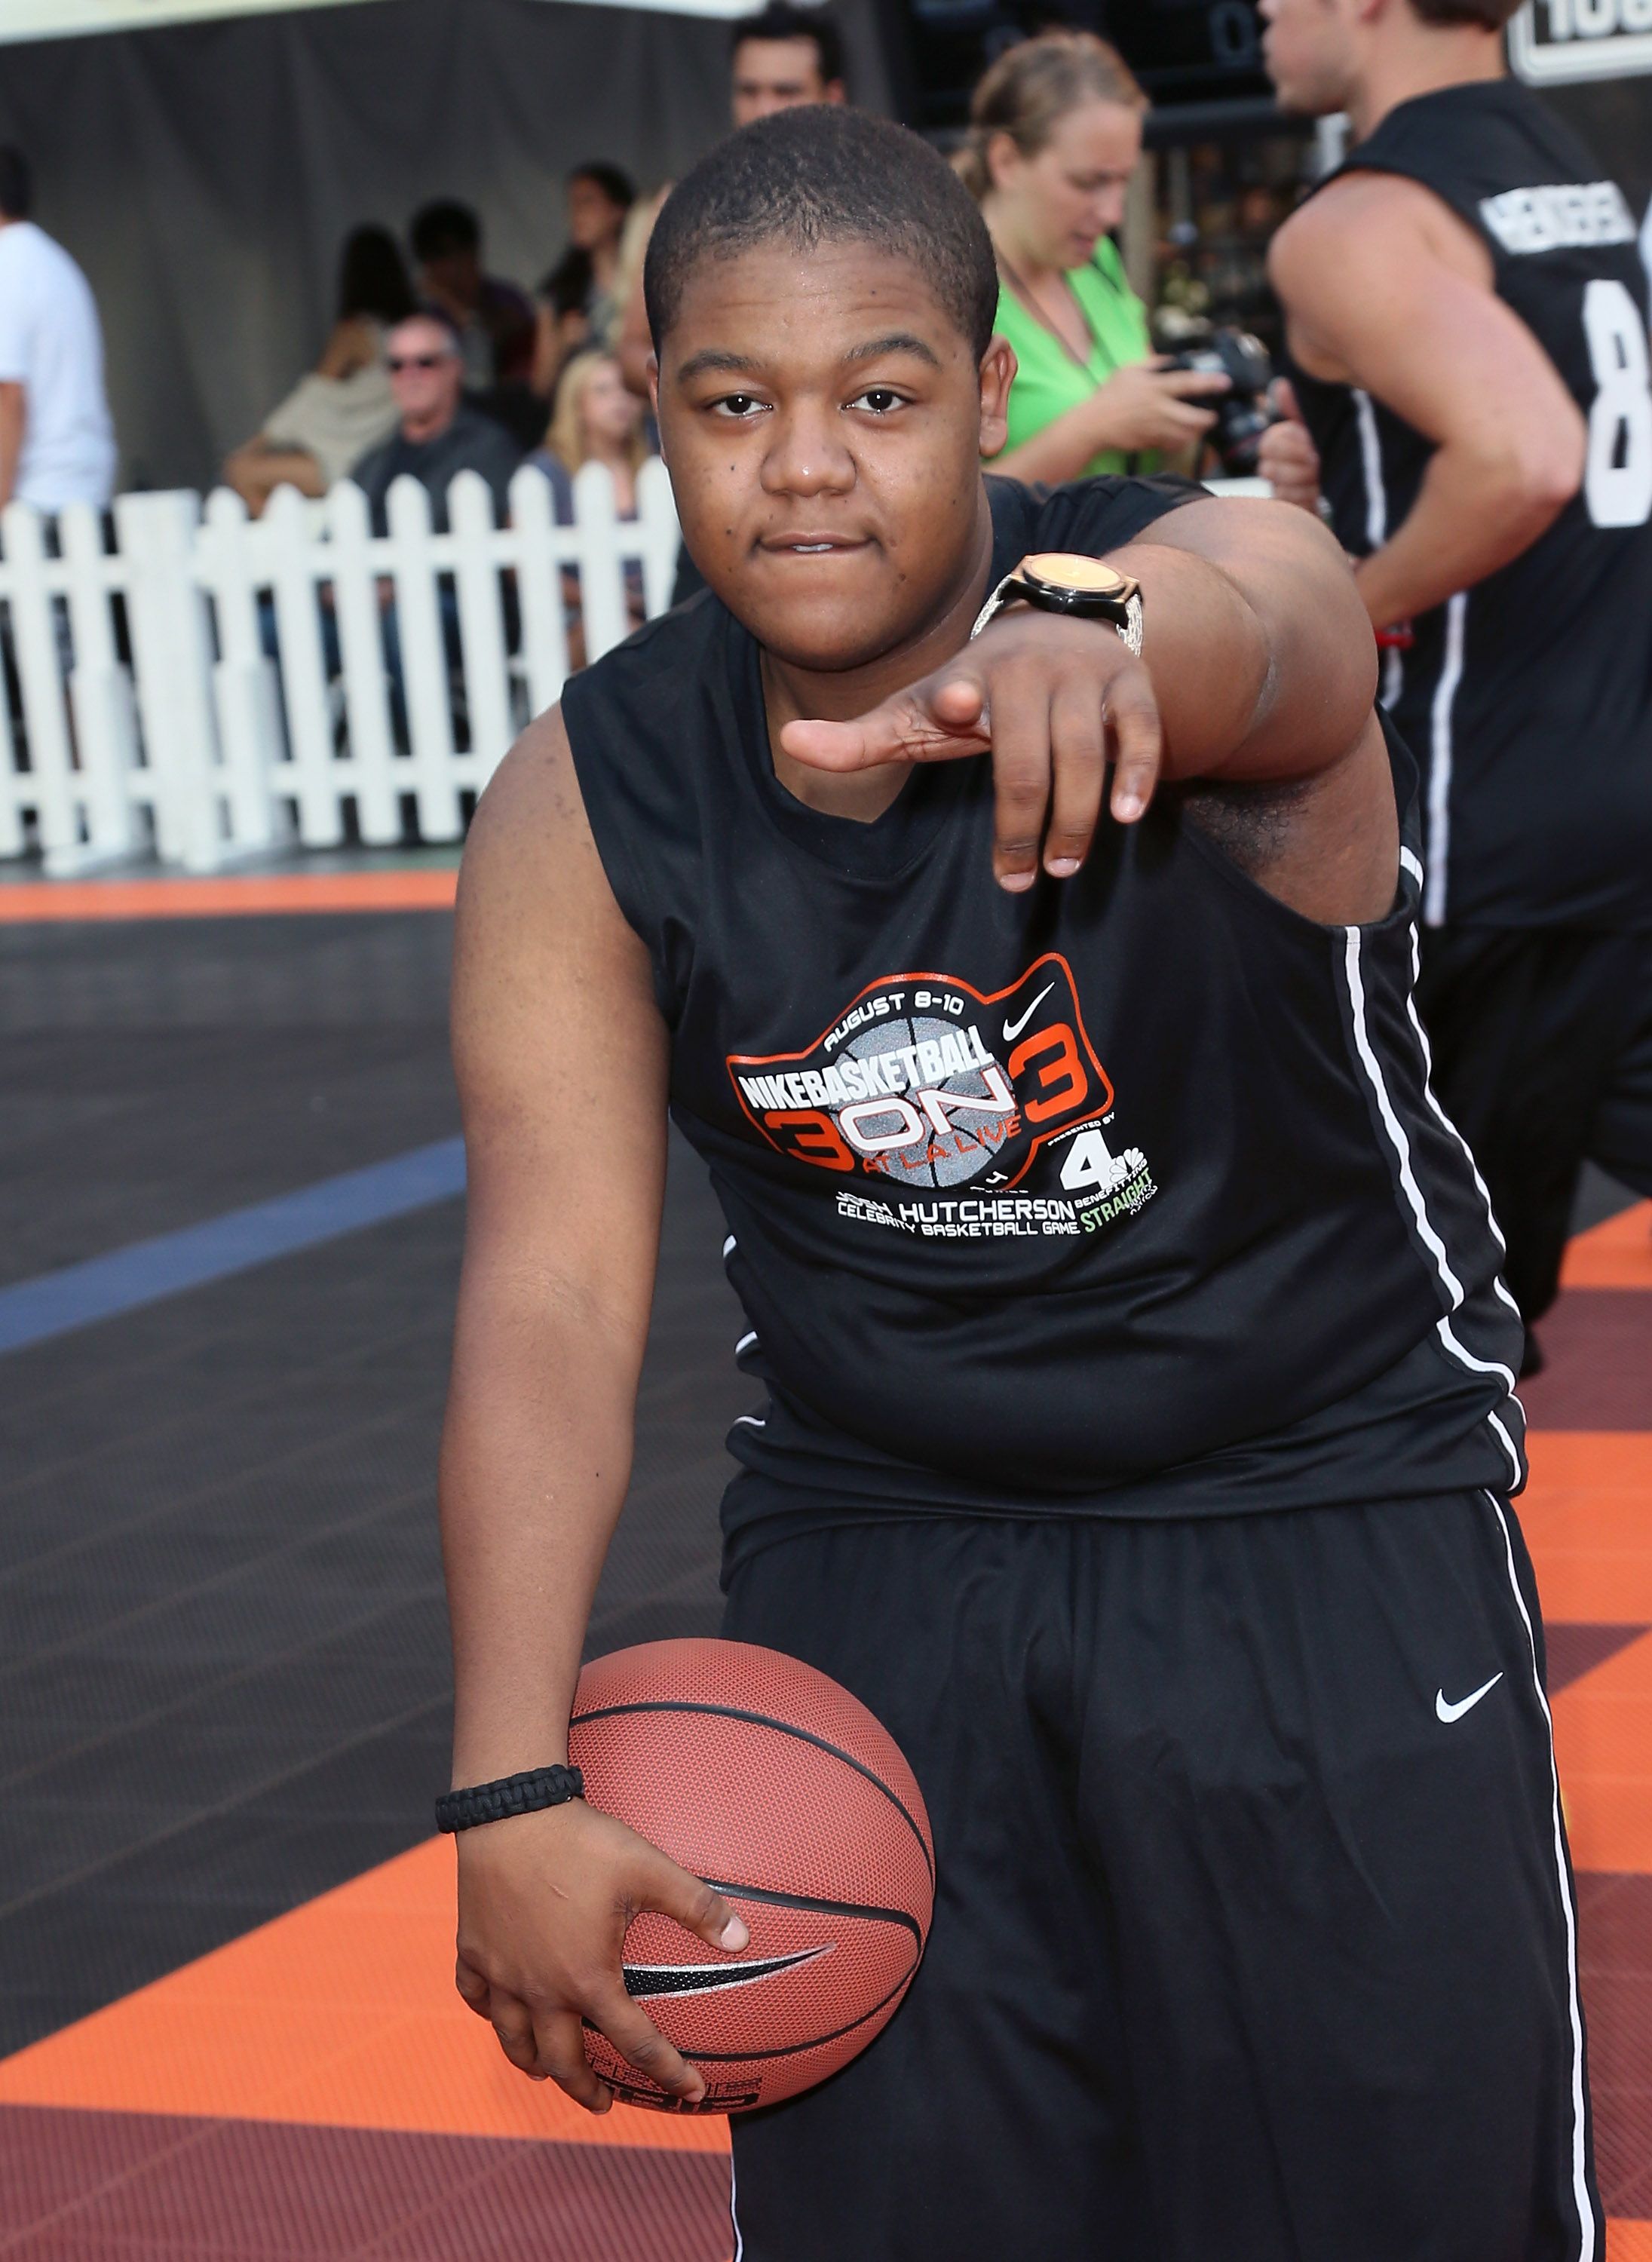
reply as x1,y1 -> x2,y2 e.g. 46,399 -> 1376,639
1509,0 -> 1652,82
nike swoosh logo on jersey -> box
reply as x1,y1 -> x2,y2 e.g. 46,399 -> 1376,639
1003,983 -> 1055,1043
1436,1672 -> 1503,1724
621,1944 -> 832,2000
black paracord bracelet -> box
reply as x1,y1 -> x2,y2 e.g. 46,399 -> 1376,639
435,1764 -> 585,1833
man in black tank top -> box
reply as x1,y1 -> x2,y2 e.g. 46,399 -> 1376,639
440,109 -> 1598,2262
1261,0 -> 1652,1359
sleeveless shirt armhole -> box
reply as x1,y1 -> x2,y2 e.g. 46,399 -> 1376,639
1338,150 -> 1491,252
1323,87 -> 1546,252
982,471 -> 1200,575
558,673 -> 670,1015
558,595 -> 732,1028
1028,473 -> 1204,555
1172,710 -> 1424,937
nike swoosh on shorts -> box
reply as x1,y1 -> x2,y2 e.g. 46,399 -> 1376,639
1436,1672 -> 1504,1723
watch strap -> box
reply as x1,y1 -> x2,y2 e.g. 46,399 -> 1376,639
970,570 -> 1144,657
436,1763 -> 585,1833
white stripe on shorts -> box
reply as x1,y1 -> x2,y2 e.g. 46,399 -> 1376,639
1485,1491 -> 1595,2260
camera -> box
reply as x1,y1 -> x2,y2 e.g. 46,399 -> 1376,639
1164,328 -> 1276,477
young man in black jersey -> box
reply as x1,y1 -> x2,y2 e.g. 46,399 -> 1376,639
440,108 -> 1598,2261
1260,0 -> 1652,1364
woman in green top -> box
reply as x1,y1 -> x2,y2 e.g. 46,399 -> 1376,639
959,32 -> 1229,484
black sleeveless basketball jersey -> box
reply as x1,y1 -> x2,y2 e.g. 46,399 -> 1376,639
1286,80 -> 1652,933
562,476 -> 1525,1559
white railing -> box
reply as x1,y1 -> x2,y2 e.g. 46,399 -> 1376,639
0,456 -> 682,875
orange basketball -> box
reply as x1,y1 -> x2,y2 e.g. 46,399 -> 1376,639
568,1636 -> 935,2114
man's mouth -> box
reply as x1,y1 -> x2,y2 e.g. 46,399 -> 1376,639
759,534 -> 872,556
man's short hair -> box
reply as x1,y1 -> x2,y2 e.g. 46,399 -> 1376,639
730,2 -> 844,89
0,146 -> 32,222
645,106 -> 997,359
1409,0 -> 1522,20
411,199 -> 482,263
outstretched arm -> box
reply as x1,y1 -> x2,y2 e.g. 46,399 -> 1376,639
443,712 -> 747,2114
1267,172 -> 1585,628
783,495 -> 1378,893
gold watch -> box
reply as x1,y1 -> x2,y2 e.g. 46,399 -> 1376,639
970,551 -> 1144,656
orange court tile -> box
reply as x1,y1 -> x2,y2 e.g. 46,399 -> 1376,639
1519,1433 -> 1652,1623
1552,1631 -> 1652,1874
0,1835 -> 728,2157
1563,1203 -> 1652,1292
0,870 -> 458,921
1613,2223 -> 1652,2260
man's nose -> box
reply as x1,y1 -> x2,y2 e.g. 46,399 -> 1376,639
759,403 -> 854,497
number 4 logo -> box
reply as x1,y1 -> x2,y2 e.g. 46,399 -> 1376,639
1059,1126 -> 1120,1194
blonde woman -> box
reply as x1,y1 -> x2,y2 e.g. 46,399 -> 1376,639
529,350 -> 652,644
531,350 -> 648,512
959,32 -> 1228,482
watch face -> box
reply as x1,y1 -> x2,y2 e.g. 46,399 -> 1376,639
1020,553 -> 1135,602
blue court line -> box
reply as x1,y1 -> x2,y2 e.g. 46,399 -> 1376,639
0,1138 -> 466,1356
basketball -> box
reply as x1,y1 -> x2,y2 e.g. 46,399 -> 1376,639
567,1637 -> 935,2114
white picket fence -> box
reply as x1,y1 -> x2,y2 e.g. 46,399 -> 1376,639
0,457 -> 682,874
0,465 -> 1270,879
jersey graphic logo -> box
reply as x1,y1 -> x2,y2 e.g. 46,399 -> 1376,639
1434,1673 -> 1504,1724
621,1944 -> 833,2000
1001,982 -> 1054,1044
727,956 -> 1157,1241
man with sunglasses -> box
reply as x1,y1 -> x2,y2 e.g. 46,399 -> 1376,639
324,308 -> 523,719
351,308 -> 522,535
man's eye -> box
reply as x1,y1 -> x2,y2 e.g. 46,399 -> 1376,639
849,388 -> 904,415
710,394 -> 767,419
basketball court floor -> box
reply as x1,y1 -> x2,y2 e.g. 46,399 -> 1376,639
1,875 -> 1647,2259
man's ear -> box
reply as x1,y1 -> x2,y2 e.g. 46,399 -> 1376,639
647,354 -> 662,455
978,336 -> 1016,460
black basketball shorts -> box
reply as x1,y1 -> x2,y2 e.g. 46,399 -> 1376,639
720,1494 -> 1601,2262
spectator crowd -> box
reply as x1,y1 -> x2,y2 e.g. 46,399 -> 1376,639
207,5 -> 1235,562
0,0 -> 1264,699
0,2 -> 1224,569
0,1 -> 844,539
215,2 -> 847,543
0,0 -> 1260,742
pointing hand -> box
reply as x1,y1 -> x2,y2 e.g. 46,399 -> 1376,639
780,606 -> 1162,893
